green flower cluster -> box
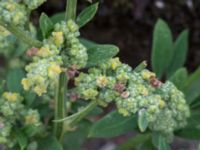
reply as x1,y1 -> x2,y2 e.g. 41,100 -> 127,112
22,45 -> 63,96
0,0 -> 27,26
22,20 -> 87,96
0,0 -> 46,27
75,58 -> 129,106
0,92 -> 40,148
23,0 -> 46,10
54,20 -> 88,69
148,81 -> 190,137
74,57 -> 190,137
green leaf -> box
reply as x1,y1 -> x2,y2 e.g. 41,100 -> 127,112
23,125 -> 39,137
167,30 -> 189,77
14,42 -> 29,57
76,3 -> 99,27
185,111 -> 200,127
138,139 -> 154,150
89,110 -> 137,138
115,134 -> 150,150
169,68 -> 188,90
175,112 -> 200,139
39,13 -> 54,38
6,68 -> 25,93
37,136 -> 63,150
152,133 -> 171,150
24,92 -> 36,107
183,67 -> 200,104
151,19 -> 173,78
138,109 -> 148,132
51,12 -> 65,24
16,130 -> 27,150
176,127 -> 200,140
79,38 -> 97,49
190,97 -> 200,109
63,120 -> 91,150
86,44 -> 119,67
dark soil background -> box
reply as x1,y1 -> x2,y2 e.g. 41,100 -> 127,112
33,0 -> 200,150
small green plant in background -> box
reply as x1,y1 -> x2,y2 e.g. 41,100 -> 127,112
0,0 -> 199,150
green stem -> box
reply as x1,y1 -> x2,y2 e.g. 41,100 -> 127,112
53,73 -> 67,141
0,20 -> 43,48
65,0 -> 77,21
53,0 -> 78,141
53,0 -> 78,142
54,101 -> 98,130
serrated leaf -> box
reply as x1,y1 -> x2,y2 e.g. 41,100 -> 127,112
89,110 -> 137,138
6,68 -> 25,93
151,19 -> 173,78
169,67 -> 188,90
39,13 -> 54,38
152,133 -> 171,150
167,30 -> 189,77
77,3 -> 99,27
37,136 -> 63,150
183,67 -> 200,104
86,44 -> 119,67
138,109 -> 148,132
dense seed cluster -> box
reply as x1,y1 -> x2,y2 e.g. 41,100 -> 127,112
23,0 -> 46,10
54,20 -> 88,69
22,42 -> 63,96
74,57 -> 190,137
0,0 -> 27,26
0,92 -> 40,148
22,20 -> 88,96
149,82 -> 190,136
0,0 -> 46,26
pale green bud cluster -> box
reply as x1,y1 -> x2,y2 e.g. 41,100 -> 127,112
22,20 -> 87,96
0,92 -> 41,148
74,57 -> 190,137
74,58 -> 125,106
54,20 -> 88,69
22,54 -> 63,96
23,0 -> 46,10
0,0 -> 27,26
148,82 -> 190,135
